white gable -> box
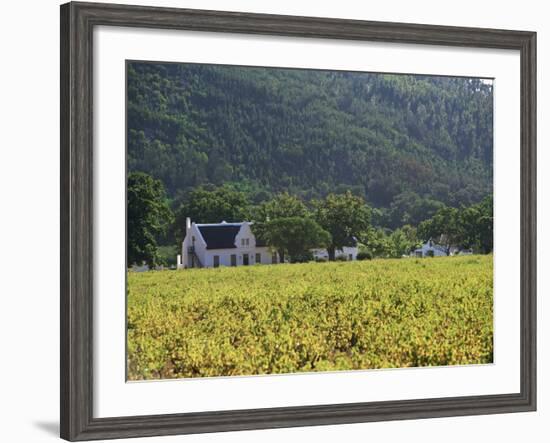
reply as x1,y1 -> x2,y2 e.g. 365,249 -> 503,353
234,222 -> 256,248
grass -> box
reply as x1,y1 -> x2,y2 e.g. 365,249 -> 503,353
127,255 -> 493,380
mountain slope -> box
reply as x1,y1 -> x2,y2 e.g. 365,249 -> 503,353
127,62 -> 493,222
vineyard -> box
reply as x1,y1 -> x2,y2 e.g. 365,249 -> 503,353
127,255 -> 493,380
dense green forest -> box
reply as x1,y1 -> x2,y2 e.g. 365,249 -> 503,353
127,62 -> 493,265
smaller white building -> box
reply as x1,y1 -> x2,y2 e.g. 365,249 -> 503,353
177,218 -> 278,269
413,239 -> 476,257
311,237 -> 359,261
413,239 -> 449,257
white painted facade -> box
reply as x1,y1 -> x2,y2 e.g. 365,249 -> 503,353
177,218 -> 278,269
413,239 -> 449,257
176,218 -> 363,268
311,245 -> 359,261
412,239 -> 476,258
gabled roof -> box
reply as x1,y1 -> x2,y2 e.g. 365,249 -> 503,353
196,223 -> 242,250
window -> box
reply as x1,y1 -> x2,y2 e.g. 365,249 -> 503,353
349,254 -> 353,261
243,253 -> 249,266
241,239 -> 245,246
246,238 -> 250,246
230,254 -> 237,266
256,253 -> 261,264
213,255 -> 220,268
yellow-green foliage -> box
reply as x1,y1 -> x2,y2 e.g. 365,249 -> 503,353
127,255 -> 493,380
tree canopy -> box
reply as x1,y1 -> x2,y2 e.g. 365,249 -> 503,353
314,192 -> 372,260
126,62 -> 494,263
250,193 -> 309,246
127,172 -> 173,267
128,62 -> 493,225
263,217 -> 331,263
418,196 -> 493,254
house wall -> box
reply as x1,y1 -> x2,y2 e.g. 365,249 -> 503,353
179,220 -> 356,267
312,246 -> 358,261
416,244 -> 447,257
204,246 -> 275,268
232,223 -> 257,265
180,222 -> 278,268
203,249 -> 237,267
180,223 -> 208,268
234,223 -> 255,248
257,247 -> 278,264
342,246 -> 358,260
180,236 -> 189,268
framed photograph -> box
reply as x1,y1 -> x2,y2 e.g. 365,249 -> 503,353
60,1 -> 536,440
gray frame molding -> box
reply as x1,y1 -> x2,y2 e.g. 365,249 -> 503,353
60,2 -> 536,441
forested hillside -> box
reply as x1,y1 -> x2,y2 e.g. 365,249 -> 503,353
127,62 -> 493,229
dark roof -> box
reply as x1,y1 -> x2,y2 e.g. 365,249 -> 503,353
197,224 -> 241,250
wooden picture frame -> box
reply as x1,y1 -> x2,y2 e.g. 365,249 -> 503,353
60,1 -> 536,440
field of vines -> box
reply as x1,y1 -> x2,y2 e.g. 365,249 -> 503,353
127,255 -> 493,380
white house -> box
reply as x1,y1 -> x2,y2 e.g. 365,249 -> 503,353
413,239 -> 476,258
411,238 -> 474,257
311,237 -> 359,261
177,218 -> 278,269
413,239 -> 449,257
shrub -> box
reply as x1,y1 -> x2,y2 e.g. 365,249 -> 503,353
290,251 -> 314,263
357,251 -> 373,260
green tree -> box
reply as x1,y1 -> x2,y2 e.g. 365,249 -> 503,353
362,227 -> 391,258
418,206 -> 461,255
254,192 -> 309,220
476,196 -> 493,253
314,192 -> 371,260
458,195 -> 493,253
417,197 -> 493,254
127,172 -> 173,267
362,225 -> 418,259
251,193 -> 309,244
386,191 -> 445,229
128,62 -> 494,215
388,229 -> 410,258
264,217 -> 331,263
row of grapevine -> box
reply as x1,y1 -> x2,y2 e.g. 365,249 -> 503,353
127,255 -> 493,380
